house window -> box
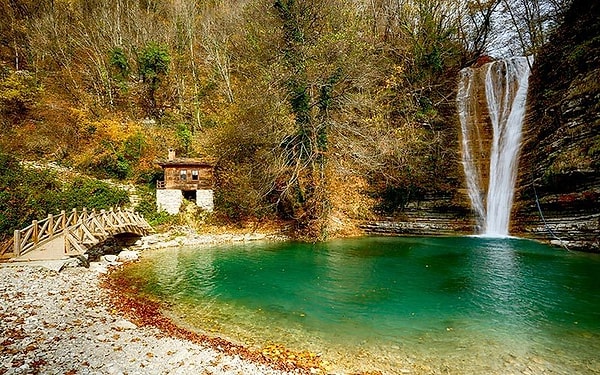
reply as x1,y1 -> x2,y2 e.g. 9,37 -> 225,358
180,170 -> 187,180
192,170 -> 199,181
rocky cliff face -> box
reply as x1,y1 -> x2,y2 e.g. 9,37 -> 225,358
360,192 -> 474,236
514,0 -> 600,252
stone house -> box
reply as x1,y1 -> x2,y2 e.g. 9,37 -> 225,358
156,150 -> 215,214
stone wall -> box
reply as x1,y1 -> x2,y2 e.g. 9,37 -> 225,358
196,190 -> 214,212
156,189 -> 214,214
156,189 -> 183,215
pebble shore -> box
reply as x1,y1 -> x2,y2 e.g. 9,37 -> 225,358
130,229 -> 289,252
0,264 -> 295,375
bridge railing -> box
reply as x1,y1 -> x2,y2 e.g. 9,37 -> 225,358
0,238 -> 13,258
14,211 -> 68,257
9,207 -> 152,259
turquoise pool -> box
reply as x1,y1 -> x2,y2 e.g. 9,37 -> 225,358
114,236 -> 600,374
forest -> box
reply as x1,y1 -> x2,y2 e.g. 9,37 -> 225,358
0,0 -> 571,240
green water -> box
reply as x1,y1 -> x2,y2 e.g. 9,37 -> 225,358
117,237 -> 600,374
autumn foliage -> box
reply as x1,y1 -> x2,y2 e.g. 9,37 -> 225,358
0,0 -> 569,239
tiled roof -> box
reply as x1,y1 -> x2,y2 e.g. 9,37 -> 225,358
156,157 -> 215,167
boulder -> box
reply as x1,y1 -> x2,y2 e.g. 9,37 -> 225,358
117,250 -> 139,262
102,255 -> 118,263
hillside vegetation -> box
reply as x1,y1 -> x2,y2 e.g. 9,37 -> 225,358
0,152 -> 129,242
0,0 -> 569,240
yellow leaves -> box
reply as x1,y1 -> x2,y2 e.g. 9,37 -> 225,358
260,342 -> 325,371
391,122 -> 426,143
69,108 -> 88,124
65,108 -> 163,179
384,75 -> 397,89
466,0 -> 498,13
394,64 -> 405,75
0,70 -> 41,112
68,107 -> 145,147
55,0 -> 77,7
93,119 -> 134,144
384,64 -> 407,89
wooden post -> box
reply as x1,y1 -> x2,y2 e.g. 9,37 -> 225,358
61,210 -> 66,230
82,207 -> 88,221
48,214 -> 54,235
32,220 -> 39,245
62,210 -> 68,254
72,208 -> 78,225
13,230 -> 21,257
64,230 -> 70,254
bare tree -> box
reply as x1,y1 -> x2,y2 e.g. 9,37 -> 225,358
457,0 -> 502,64
201,3 -> 239,105
498,0 -> 571,57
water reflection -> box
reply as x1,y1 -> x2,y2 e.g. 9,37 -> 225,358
151,247 -> 217,297
471,239 -> 523,312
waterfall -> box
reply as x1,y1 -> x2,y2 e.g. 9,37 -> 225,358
457,57 -> 532,237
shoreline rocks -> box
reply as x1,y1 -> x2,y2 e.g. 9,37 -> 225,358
128,227 -> 289,252
0,264 -> 295,375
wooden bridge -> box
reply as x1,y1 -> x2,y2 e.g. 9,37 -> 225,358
0,207 -> 153,261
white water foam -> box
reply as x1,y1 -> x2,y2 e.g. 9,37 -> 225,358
457,57 -> 532,237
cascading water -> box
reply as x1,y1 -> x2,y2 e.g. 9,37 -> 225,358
457,56 -> 532,237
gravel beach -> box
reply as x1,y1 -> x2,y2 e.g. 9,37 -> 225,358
0,264 -> 295,375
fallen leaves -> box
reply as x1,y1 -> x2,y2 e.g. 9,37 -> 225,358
101,269 -> 327,374
260,343 -> 325,371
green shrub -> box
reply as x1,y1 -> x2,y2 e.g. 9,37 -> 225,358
60,178 -> 129,209
135,185 -> 177,227
0,68 -> 41,114
138,43 -> 170,89
176,124 -> 193,156
96,153 -> 132,180
0,151 -> 130,238
109,47 -> 130,82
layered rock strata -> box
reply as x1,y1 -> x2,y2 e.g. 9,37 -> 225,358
514,0 -> 600,252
